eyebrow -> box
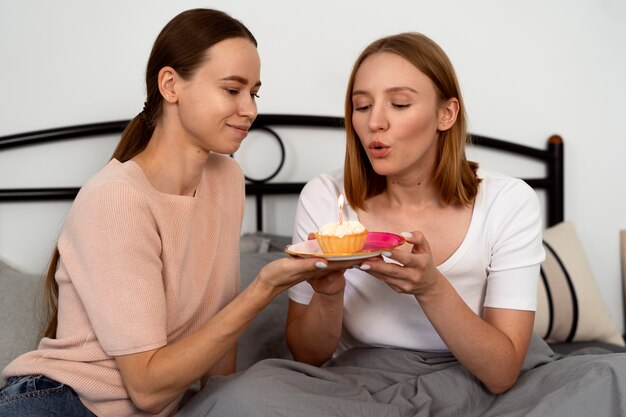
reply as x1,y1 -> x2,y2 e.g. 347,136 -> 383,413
220,75 -> 262,88
352,86 -> 418,96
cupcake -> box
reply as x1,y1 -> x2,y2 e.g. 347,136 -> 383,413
315,220 -> 368,254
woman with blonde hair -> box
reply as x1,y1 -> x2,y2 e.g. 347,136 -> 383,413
286,32 -> 543,394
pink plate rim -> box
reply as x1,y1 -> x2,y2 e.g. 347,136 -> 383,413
285,231 -> 405,259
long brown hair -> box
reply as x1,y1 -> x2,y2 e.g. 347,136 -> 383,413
42,8 -> 257,339
343,32 -> 480,211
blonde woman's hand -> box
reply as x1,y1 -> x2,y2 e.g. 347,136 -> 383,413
359,231 -> 442,295
307,269 -> 346,296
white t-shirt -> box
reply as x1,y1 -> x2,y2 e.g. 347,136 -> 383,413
288,168 -> 545,352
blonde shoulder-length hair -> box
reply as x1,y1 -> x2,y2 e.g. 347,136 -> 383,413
344,32 -> 480,211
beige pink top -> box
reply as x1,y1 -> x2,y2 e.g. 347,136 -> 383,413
3,154 -> 244,416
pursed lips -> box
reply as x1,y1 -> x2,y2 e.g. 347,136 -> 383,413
368,141 -> 390,157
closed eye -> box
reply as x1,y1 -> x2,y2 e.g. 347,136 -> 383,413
392,103 -> 410,109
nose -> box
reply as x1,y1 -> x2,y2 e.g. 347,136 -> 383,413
239,94 -> 257,120
368,104 -> 388,132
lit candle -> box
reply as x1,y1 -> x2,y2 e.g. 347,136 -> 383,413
337,194 -> 345,224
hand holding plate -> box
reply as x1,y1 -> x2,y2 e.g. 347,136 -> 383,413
359,231 -> 441,295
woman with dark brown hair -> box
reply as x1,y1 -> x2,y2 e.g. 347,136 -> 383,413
0,8 -> 349,417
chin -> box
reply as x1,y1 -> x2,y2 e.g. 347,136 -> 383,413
369,162 -> 397,177
228,143 -> 243,154
213,142 -> 242,156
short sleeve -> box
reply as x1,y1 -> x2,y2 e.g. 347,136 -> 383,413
58,181 -> 167,355
288,172 -> 343,305
483,179 -> 546,311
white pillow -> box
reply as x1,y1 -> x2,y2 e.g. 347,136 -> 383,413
534,222 -> 624,346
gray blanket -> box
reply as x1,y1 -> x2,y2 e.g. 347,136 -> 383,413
178,335 -> 626,417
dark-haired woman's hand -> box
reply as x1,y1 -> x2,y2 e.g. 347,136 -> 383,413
255,257 -> 352,300
300,232 -> 347,296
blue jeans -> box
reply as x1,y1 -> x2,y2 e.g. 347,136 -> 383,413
0,375 -> 97,416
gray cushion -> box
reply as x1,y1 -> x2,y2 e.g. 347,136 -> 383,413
0,261 -> 44,372
240,234 -> 272,253
240,232 -> 292,253
237,251 -> 291,370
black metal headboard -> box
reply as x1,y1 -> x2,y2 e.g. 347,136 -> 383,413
0,114 -> 564,229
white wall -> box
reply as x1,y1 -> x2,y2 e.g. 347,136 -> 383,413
1,0 -> 625,330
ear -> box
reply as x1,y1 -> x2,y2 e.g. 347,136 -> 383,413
158,66 -> 178,103
437,97 -> 460,132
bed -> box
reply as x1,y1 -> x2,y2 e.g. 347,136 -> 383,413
1,115 -> 625,414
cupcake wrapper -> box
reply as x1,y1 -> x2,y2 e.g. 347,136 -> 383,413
315,231 -> 368,254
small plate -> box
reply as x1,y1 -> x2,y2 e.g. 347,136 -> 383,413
285,232 -> 405,261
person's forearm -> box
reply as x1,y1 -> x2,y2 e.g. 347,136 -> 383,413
415,277 -> 531,394
286,293 -> 344,366
201,346 -> 237,386
120,279 -> 275,413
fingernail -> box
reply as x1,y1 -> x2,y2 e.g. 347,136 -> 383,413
359,264 -> 371,271
400,232 -> 413,239
315,261 -> 327,269
351,265 -> 361,269
382,251 -> 392,257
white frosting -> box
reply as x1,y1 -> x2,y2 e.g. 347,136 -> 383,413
318,220 -> 366,237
